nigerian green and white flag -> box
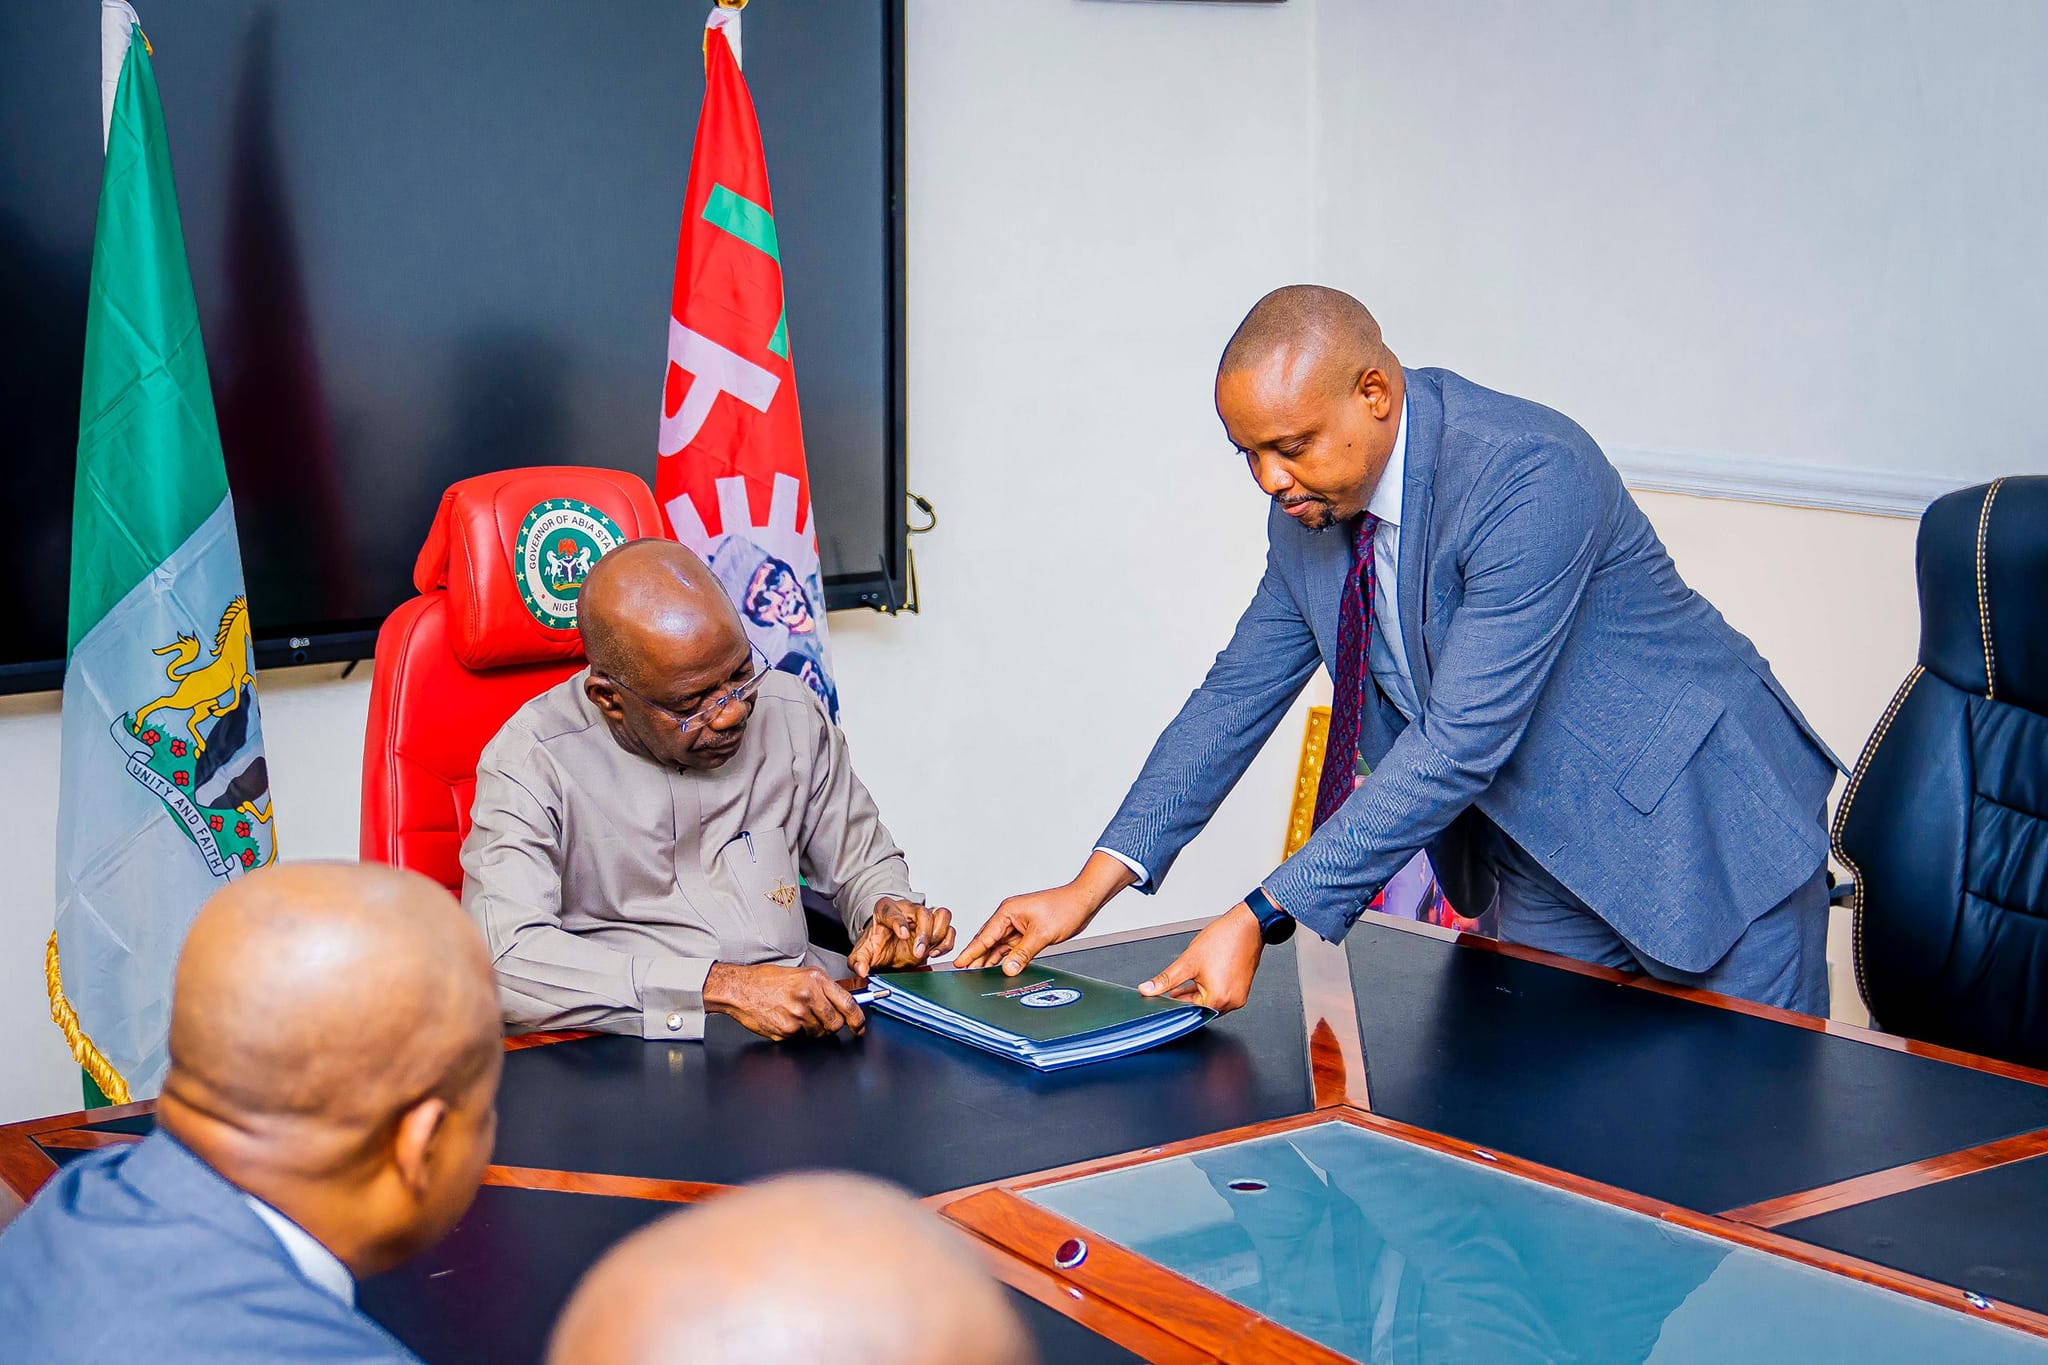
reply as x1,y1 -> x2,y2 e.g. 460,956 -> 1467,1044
54,2 -> 278,1104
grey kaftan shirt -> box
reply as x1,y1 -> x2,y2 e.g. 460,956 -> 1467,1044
461,669 -> 918,1040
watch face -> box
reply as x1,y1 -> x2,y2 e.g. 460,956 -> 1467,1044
1260,911 -> 1297,945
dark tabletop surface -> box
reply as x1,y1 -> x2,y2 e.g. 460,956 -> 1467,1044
1345,917 -> 2048,1213
360,1184 -> 1143,1365
1780,1153 -> 2048,1317
488,932 -> 1311,1196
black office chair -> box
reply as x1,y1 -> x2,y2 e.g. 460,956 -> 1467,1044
1834,476 -> 2048,1066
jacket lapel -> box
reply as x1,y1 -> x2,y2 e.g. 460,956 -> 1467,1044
1397,368 -> 1441,705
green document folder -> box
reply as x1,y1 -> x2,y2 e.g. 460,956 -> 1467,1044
870,964 -> 1213,1070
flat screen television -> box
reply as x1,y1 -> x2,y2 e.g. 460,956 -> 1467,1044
1,0 -> 908,694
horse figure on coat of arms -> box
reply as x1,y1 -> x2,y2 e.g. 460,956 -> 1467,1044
132,596 -> 255,753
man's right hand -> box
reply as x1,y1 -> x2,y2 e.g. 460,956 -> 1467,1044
703,962 -> 866,1041
955,852 -> 1139,975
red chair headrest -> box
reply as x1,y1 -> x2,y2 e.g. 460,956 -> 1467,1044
410,467 -> 665,670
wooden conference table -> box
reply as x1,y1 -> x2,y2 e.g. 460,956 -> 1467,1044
8,915 -> 2048,1361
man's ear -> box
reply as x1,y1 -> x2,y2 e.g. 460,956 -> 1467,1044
392,1097 -> 450,1201
584,675 -> 628,725
1359,366 -> 1396,421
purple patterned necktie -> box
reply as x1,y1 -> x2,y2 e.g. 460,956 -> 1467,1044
1312,513 -> 1381,831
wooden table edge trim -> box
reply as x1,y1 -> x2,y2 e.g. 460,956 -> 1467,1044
32,1128 -> 143,1153
971,1235 -> 1220,1365
1295,934 -> 1369,1110
0,1095 -> 158,1219
945,1187 -> 1351,1364
502,1028 -> 598,1051
1721,1125 -> 2048,1229
479,1165 -> 730,1203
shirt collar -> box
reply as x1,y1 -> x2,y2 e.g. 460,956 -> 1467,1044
243,1193 -> 356,1307
1365,394 -> 1409,529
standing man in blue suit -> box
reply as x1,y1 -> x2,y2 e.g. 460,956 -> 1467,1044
959,286 -> 1842,1014
0,863 -> 503,1362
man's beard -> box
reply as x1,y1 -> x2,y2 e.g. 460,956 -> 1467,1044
1277,496 -> 1339,531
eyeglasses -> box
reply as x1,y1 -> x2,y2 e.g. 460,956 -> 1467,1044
604,645 -> 772,735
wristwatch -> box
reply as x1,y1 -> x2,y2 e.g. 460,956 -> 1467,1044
1244,886 -> 1297,945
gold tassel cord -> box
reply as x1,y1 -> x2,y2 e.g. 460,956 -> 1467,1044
46,931 -> 132,1105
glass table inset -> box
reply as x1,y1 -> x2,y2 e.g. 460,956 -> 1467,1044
1021,1120 -> 2048,1364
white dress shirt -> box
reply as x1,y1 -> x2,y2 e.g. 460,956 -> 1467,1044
244,1194 -> 355,1306
1101,397 -> 1417,884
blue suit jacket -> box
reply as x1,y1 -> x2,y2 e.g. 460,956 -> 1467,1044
0,1131 -> 418,1363
1101,368 -> 1841,971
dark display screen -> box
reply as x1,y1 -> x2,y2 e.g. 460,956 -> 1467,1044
2,0 -> 904,690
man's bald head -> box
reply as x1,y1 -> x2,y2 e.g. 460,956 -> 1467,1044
160,862 -> 502,1277
1218,284 -> 1392,400
1217,286 -> 1405,532
579,539 -> 743,689
579,540 -> 761,771
548,1173 -> 1036,1365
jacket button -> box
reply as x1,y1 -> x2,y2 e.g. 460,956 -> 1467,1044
665,1012 -> 684,1032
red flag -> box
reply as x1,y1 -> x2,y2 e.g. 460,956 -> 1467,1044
656,6 -> 837,717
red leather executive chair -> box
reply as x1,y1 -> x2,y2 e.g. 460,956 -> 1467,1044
360,467 -> 664,889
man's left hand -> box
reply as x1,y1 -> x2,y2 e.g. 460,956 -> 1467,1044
1137,903 -> 1265,1014
847,898 -> 956,978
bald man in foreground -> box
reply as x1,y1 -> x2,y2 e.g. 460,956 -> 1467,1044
548,1173 -> 1036,1365
0,863 -> 501,1362
962,285 -> 1842,1015
464,539 -> 951,1042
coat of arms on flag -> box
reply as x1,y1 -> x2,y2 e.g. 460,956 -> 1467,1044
656,4 -> 838,719
116,600 -> 276,879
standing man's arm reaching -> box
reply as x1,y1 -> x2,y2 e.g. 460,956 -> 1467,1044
954,536 -> 1322,975
964,287 -> 1421,1005
959,291 -> 1405,981
1135,436 -> 1606,1010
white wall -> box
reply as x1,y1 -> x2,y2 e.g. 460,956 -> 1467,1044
1315,0 -> 2048,487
